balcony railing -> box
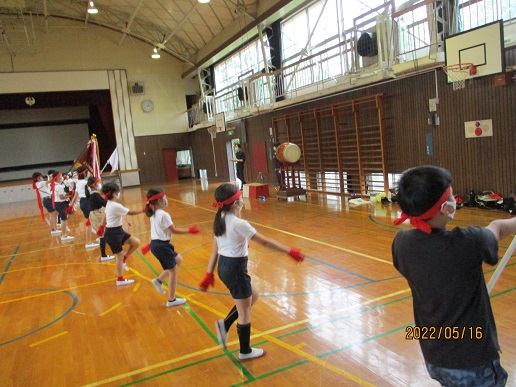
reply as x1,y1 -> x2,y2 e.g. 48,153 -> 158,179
188,0 -> 515,129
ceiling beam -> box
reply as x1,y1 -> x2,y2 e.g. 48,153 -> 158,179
119,0 -> 145,46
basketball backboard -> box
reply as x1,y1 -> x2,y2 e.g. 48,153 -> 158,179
444,20 -> 505,84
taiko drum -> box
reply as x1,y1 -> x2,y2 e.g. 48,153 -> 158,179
276,142 -> 301,164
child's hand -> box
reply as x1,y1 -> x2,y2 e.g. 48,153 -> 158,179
199,272 -> 214,291
97,225 -> 105,237
288,248 -> 304,262
188,225 -> 201,234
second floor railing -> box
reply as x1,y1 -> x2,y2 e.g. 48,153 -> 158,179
188,0 -> 516,128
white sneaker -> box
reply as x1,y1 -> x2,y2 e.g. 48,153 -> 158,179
123,263 -> 129,271
85,242 -> 100,249
100,255 -> 115,261
238,348 -> 266,361
51,229 -> 62,235
61,235 -> 74,241
151,278 -> 166,295
116,279 -> 135,286
166,298 -> 186,307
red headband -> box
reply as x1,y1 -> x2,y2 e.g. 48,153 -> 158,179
145,191 -> 165,212
146,192 -> 165,203
212,190 -> 241,208
393,186 -> 451,234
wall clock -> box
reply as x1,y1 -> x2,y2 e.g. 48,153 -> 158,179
141,100 -> 154,112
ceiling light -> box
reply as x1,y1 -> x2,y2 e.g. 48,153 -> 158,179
88,1 -> 98,14
151,48 -> 161,59
198,0 -> 210,3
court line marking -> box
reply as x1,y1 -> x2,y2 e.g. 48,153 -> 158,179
29,331 -> 69,347
81,281 -> 410,387
0,244 -> 19,286
0,275 -> 132,305
99,303 -> 122,317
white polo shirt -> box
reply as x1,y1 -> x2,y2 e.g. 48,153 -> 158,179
150,209 -> 173,241
105,200 -> 129,228
36,180 -> 51,198
215,213 -> 256,257
53,184 -> 68,203
75,179 -> 88,199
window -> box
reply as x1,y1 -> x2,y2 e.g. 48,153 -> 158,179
214,38 -> 271,93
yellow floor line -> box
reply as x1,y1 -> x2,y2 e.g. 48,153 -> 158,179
99,303 -> 122,317
29,331 -> 69,347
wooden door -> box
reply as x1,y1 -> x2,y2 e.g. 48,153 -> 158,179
162,148 -> 178,183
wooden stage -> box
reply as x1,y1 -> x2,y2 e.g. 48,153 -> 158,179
0,179 -> 514,386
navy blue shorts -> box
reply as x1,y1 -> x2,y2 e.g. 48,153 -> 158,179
218,255 -> 251,299
104,226 -> 131,254
42,197 -> 55,213
426,358 -> 507,387
54,201 -> 69,221
150,240 -> 178,270
79,197 -> 91,218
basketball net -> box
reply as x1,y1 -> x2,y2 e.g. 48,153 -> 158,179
207,126 -> 217,140
443,63 -> 476,91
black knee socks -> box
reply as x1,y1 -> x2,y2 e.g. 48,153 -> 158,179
100,237 -> 106,256
224,305 -> 238,332
237,323 -> 251,354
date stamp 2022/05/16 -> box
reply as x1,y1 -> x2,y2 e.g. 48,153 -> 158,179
405,326 -> 483,340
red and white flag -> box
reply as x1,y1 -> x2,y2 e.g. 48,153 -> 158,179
75,135 -> 101,178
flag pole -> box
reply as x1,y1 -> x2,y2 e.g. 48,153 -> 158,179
487,234 -> 516,294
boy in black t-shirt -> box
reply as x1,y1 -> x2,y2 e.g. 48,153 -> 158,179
392,165 -> 515,387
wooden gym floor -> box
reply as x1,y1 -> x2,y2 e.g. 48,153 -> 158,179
0,179 -> 514,387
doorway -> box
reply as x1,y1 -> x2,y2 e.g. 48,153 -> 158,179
176,148 -> 193,179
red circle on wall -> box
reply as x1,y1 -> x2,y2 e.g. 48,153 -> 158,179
475,128 -> 483,136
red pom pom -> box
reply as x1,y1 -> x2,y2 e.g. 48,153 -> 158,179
65,206 -> 75,214
199,272 -> 215,291
85,218 -> 91,226
188,225 -> 200,234
142,243 -> 151,255
97,225 -> 105,237
288,248 -> 304,262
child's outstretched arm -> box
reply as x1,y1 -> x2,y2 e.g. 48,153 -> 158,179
251,232 -> 304,262
168,224 -> 201,234
127,208 -> 145,216
486,217 -> 516,241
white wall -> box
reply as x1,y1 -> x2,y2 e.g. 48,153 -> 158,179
0,20 -> 190,137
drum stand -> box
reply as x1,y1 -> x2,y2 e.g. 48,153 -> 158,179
277,162 -> 306,200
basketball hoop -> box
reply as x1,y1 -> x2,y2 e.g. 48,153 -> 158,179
443,63 -> 477,90
207,126 -> 217,140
